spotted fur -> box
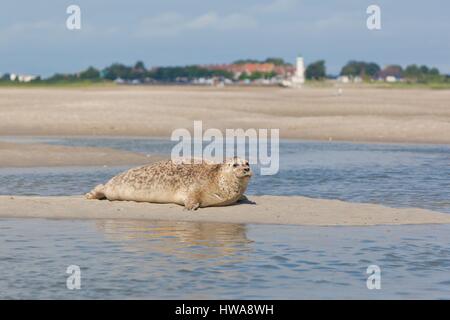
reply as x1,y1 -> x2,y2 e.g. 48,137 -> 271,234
85,157 -> 252,210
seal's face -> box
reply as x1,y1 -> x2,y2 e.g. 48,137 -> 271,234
225,157 -> 252,179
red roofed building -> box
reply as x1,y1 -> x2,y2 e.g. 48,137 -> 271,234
203,63 -> 294,78
229,63 -> 275,74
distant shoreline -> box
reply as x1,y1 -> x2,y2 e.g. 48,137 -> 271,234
1,81 -> 450,90
1,86 -> 449,144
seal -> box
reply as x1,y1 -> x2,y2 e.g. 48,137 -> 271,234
85,157 -> 252,210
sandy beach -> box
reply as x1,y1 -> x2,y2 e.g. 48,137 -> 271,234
1,86 -> 449,226
1,195 -> 450,226
1,86 -> 449,144
0,141 -> 161,167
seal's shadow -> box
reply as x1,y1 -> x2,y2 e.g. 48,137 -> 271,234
236,197 -> 257,205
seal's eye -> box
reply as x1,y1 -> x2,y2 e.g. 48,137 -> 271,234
233,163 -> 239,167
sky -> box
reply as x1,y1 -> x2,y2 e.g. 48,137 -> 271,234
0,0 -> 449,77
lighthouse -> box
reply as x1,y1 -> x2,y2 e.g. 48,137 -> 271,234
280,54 -> 306,88
292,55 -> 305,85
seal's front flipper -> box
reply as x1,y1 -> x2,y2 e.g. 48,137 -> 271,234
184,201 -> 200,211
184,194 -> 201,211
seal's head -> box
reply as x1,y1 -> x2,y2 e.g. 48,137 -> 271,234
224,157 -> 252,179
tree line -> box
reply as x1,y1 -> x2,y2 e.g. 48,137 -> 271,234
337,60 -> 444,82
1,58 -> 447,84
304,60 -> 447,83
40,61 -> 233,83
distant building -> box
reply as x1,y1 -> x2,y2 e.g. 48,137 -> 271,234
274,64 -> 295,77
203,62 -> 293,80
19,74 -> 38,82
291,56 -> 305,85
231,63 -> 274,75
376,65 -> 403,82
114,77 -> 125,84
281,55 -> 305,88
385,76 -> 397,83
337,75 -> 350,83
9,73 -> 38,82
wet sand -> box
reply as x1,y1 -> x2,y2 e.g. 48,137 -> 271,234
0,141 -> 162,167
1,86 -> 449,226
1,86 -> 449,144
1,195 -> 450,226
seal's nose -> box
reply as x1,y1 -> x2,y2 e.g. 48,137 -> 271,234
244,167 -> 250,172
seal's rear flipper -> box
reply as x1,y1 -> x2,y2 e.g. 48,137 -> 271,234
85,184 -> 106,200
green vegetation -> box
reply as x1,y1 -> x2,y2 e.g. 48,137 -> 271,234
100,62 -> 233,82
338,60 -> 449,86
340,61 -> 381,78
150,66 -> 232,82
79,66 -> 100,80
340,61 -> 450,87
233,57 -> 291,66
305,60 -> 326,80
1,57 -> 448,88
264,57 -> 291,66
0,79 -> 114,88
0,61 -> 233,86
1,73 -> 11,81
102,61 -> 149,80
238,71 -> 276,81
402,64 -> 444,83
38,66 -> 105,84
232,59 -> 260,64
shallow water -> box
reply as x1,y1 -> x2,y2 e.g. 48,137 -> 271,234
0,137 -> 449,299
1,218 -> 450,299
1,137 -> 449,213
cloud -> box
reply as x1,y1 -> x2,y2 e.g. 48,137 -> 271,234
0,20 -> 56,42
216,13 -> 258,30
187,12 -> 218,29
135,11 -> 258,38
312,13 -> 361,30
253,0 -> 300,14
136,12 -> 185,37
0,18 -> 112,46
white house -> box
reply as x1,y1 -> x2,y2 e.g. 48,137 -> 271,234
9,73 -> 38,82
18,74 -> 38,82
